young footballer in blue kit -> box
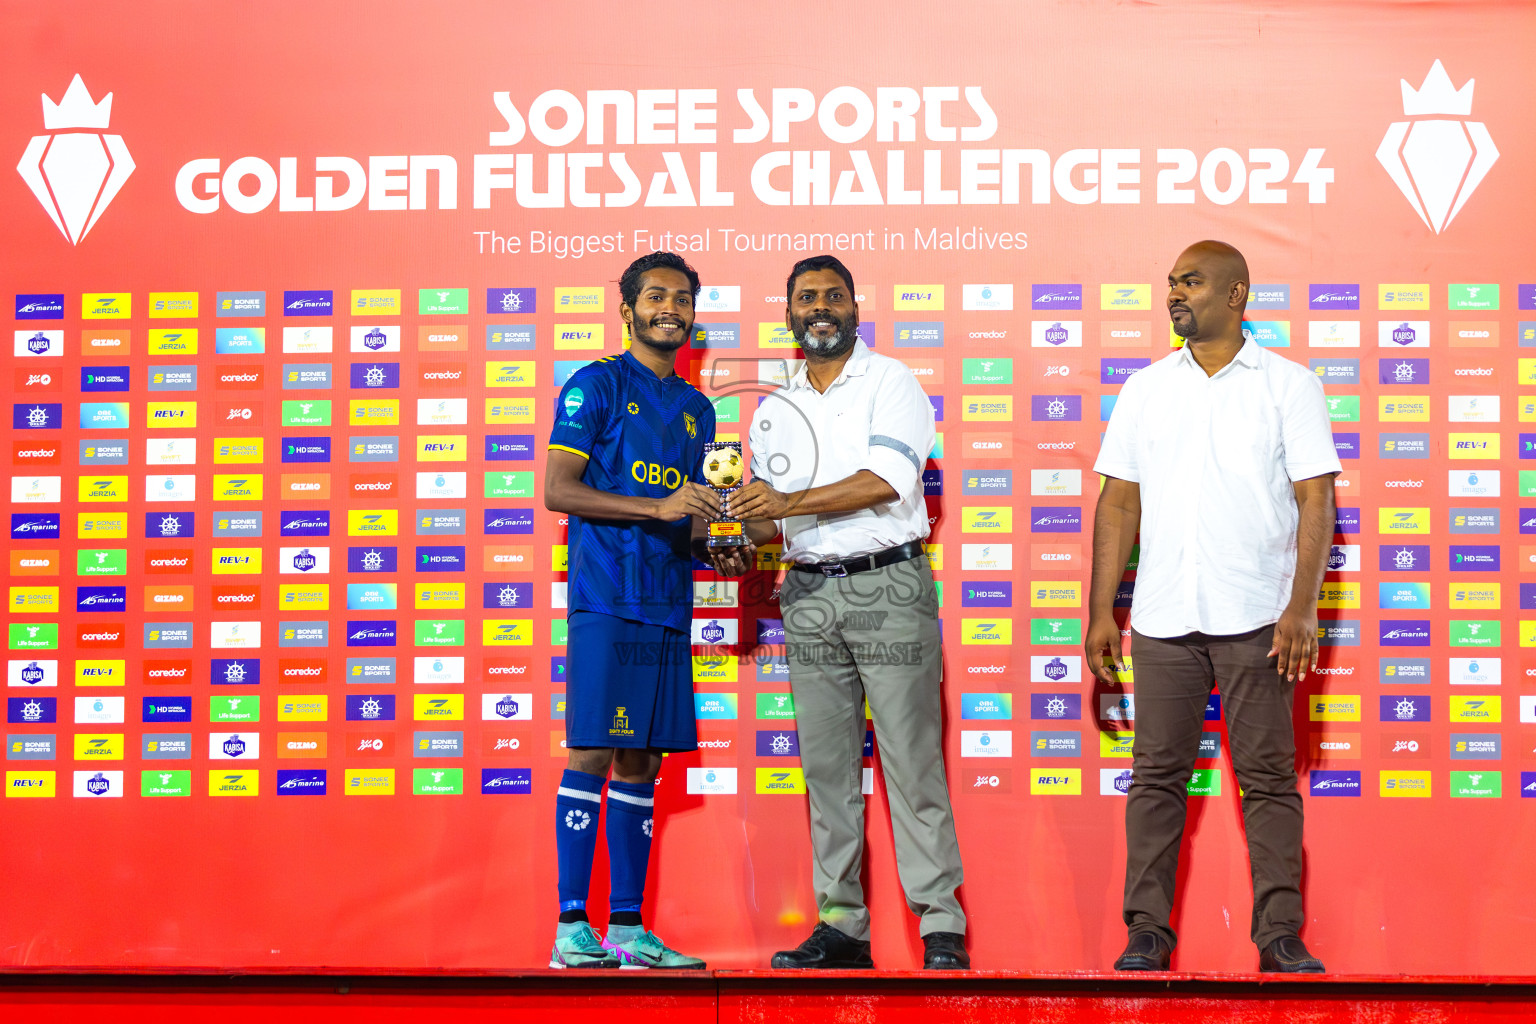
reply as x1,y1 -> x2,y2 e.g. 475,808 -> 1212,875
543,252 -> 720,969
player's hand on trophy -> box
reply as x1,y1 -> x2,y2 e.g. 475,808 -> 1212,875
729,480 -> 791,521
654,482 -> 721,522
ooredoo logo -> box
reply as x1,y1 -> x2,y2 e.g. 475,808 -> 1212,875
1377,60 -> 1498,234
18,75 -> 135,244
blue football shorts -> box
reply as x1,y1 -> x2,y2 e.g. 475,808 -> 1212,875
564,610 -> 697,752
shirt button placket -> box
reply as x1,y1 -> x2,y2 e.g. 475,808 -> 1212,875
805,389 -> 825,554
1182,380 -> 1210,630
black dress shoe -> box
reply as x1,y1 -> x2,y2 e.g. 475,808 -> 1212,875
1114,932 -> 1171,971
770,921 -> 874,969
1259,935 -> 1325,973
922,931 -> 970,970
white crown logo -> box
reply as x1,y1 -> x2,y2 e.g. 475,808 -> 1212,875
44,75 -> 114,129
1376,60 -> 1497,234
1400,60 -> 1473,117
17,75 -> 135,244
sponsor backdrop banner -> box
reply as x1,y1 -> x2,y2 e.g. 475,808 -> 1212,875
2,0 -> 1533,973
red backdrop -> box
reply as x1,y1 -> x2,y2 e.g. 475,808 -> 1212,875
1,0 -> 1533,974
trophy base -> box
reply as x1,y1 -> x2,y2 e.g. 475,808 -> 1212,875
708,521 -> 746,549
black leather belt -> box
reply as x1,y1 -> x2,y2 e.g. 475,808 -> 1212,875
791,539 -> 925,579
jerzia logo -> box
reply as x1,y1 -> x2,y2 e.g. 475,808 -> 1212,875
18,75 -> 135,244
1376,60 -> 1497,234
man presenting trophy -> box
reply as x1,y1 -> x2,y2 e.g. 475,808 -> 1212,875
721,255 -> 968,970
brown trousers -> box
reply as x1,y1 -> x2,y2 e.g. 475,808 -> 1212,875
1123,624 -> 1304,949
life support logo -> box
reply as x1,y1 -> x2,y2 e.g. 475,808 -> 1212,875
1377,60 -> 1498,234
18,75 -> 135,244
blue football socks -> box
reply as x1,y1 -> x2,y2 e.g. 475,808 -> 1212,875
605,777 -> 656,920
555,768 -> 606,919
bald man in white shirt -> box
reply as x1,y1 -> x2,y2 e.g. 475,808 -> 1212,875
1087,241 -> 1340,974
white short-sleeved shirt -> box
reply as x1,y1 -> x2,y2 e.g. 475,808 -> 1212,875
1094,338 -> 1342,638
748,340 -> 935,563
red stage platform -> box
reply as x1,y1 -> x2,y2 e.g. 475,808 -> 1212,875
3,970 -> 1534,1022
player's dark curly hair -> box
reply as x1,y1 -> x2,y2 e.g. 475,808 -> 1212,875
619,251 -> 701,309
786,255 -> 855,303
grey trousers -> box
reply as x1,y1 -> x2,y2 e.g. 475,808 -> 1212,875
779,554 -> 965,940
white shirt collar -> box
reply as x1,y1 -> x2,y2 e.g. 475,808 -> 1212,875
1174,335 -> 1263,376
787,339 -> 872,391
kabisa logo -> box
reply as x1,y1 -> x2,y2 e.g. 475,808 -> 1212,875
18,75 -> 135,244
1377,60 -> 1498,234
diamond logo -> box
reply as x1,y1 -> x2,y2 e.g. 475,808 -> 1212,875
17,75 -> 135,245
1376,60 -> 1498,234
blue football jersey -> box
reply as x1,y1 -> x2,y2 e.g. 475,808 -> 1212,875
549,351 -> 716,632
